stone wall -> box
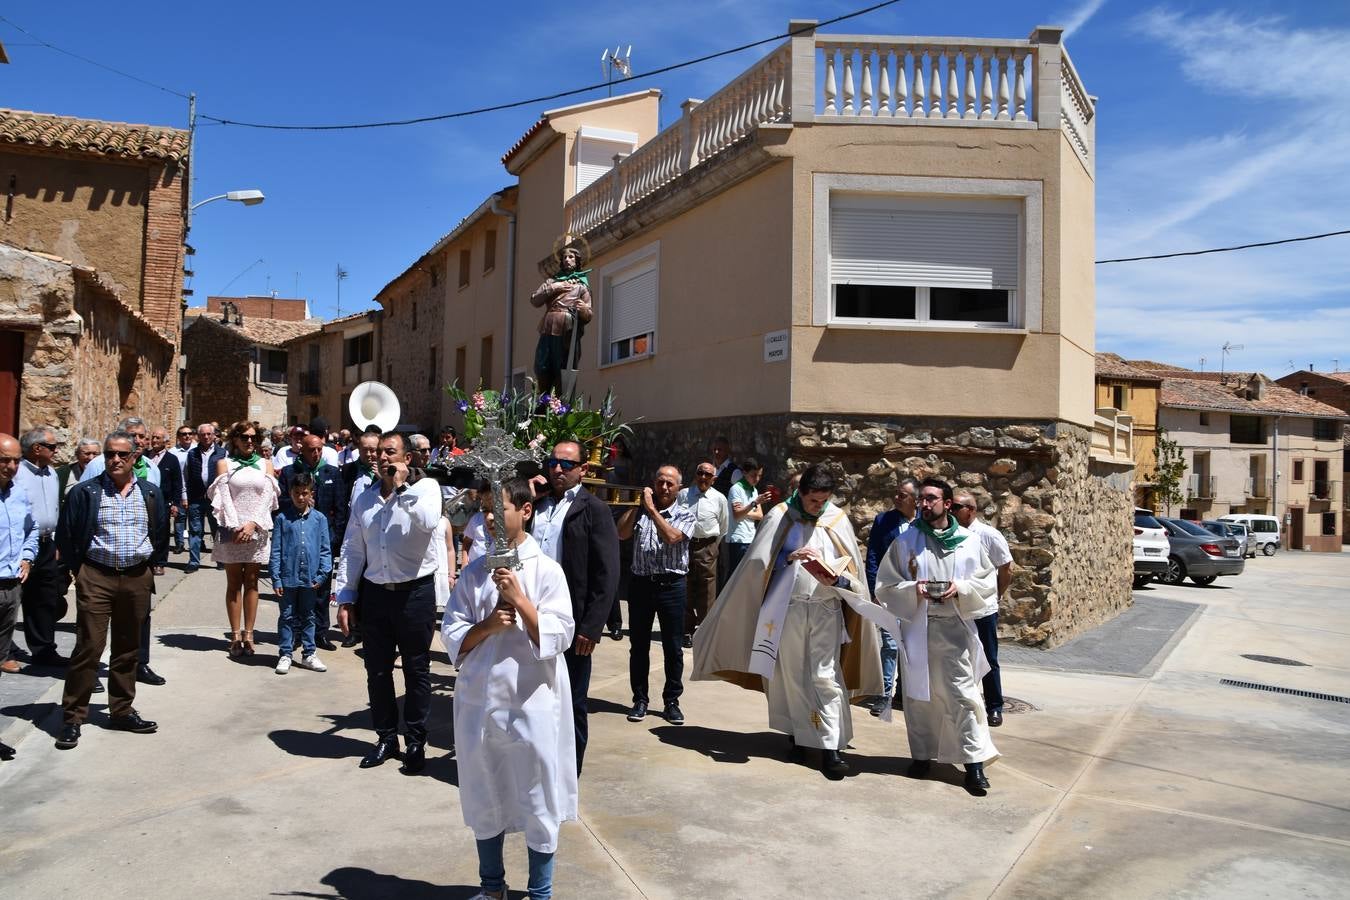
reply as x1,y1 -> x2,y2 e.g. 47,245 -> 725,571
628,413 -> 1133,648
378,250 -> 448,435
182,318 -> 251,428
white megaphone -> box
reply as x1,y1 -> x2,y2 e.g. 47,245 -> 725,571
349,381 -> 401,434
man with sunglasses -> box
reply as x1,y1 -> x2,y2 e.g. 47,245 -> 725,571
951,490 -> 1012,727
872,477 -> 999,795
168,426 -> 196,552
530,440 -> 619,775
13,427 -> 67,668
184,424 -> 227,573
676,462 -> 729,649
54,430 -> 170,750
148,428 -> 186,560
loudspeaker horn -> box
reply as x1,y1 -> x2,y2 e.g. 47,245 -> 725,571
349,381 -> 400,434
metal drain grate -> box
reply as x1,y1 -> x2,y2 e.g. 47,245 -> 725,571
1241,654 -> 1308,667
1002,696 -> 1037,714
1220,679 -> 1350,704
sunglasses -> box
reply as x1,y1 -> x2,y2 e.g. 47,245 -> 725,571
103,449 -> 134,459
546,457 -> 581,471
177,431 -> 194,437
37,442 -> 58,451
696,470 -> 715,477
237,434 -> 257,441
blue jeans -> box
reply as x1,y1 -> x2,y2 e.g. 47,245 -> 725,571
277,586 -> 317,656
476,832 -> 555,899
187,499 -> 214,568
878,626 -> 898,697
975,611 -> 1003,712
174,503 -> 187,548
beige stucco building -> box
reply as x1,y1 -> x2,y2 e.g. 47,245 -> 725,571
284,309 -> 383,430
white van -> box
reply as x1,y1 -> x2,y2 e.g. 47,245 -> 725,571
1219,514 -> 1281,555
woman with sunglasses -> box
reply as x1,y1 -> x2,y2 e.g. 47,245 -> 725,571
207,421 -> 280,657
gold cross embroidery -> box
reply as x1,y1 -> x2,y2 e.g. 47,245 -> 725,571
764,621 -> 775,636
811,711 -> 823,729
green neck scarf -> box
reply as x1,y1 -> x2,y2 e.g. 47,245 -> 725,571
735,477 -> 754,495
786,491 -> 825,524
132,457 -> 150,480
916,514 -> 967,551
231,453 -> 261,469
358,462 -> 375,478
302,459 -> 325,476
554,267 -> 591,286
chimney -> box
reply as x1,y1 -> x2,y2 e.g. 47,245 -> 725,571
220,301 -> 232,323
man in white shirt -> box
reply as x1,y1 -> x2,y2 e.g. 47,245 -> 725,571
168,426 -> 194,551
953,490 -> 1013,727
334,432 -> 442,775
13,427 -> 65,667
677,461 -> 729,648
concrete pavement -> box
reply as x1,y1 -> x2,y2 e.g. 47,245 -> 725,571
1,550 -> 1347,898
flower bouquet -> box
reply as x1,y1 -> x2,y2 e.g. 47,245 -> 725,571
446,380 -> 635,461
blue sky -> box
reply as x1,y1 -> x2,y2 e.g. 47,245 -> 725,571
3,0 -> 1348,378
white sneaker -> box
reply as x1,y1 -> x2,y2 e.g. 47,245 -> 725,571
298,654 -> 326,672
275,656 -> 292,675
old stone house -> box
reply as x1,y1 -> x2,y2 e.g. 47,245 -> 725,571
1134,362 -> 1347,551
182,305 -> 318,429
0,107 -> 189,445
1095,353 -> 1161,507
1276,368 -> 1350,542
284,309 -> 382,430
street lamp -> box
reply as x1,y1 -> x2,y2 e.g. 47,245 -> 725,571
190,189 -> 265,211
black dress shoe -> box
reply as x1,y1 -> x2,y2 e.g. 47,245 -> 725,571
136,664 -> 167,686
55,724 -> 81,750
964,763 -> 990,795
32,651 -> 69,667
359,740 -> 401,769
787,737 -> 807,764
907,759 -> 932,778
626,701 -> 648,722
821,749 -> 850,779
988,709 -> 1004,727
0,740 -> 15,760
92,677 -> 105,694
663,701 -> 685,725
341,632 -> 362,649
316,635 -> 338,652
108,711 -> 158,734
681,634 -> 693,649
400,741 -> 426,775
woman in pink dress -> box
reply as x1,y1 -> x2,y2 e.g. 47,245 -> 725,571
208,421 -> 280,657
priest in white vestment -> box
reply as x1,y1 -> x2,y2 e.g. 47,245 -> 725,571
693,465 -> 883,779
873,476 -> 999,794
442,480 -> 576,899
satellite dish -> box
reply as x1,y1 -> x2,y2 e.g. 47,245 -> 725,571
349,381 -> 400,434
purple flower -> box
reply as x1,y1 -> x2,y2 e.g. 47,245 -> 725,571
457,400 -> 469,413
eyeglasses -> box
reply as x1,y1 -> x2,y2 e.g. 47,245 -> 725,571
919,495 -> 947,505
177,431 -> 194,438
546,457 -> 581,471
36,442 -> 57,451
103,449 -> 134,459
237,434 -> 257,442
953,503 -> 976,511
696,470 -> 715,477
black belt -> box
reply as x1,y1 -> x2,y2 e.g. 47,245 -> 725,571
363,573 -> 434,593
85,559 -> 150,577
689,535 -> 719,546
0,577 -> 20,590
635,572 -> 685,584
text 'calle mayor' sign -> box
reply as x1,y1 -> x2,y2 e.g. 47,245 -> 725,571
763,329 -> 788,363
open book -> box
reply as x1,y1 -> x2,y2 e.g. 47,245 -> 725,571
801,554 -> 850,582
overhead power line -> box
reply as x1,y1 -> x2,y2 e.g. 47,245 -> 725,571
1096,229 -> 1350,264
0,14 -> 191,99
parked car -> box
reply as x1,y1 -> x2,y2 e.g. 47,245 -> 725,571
1218,514 -> 1281,555
1132,508 -> 1170,588
1157,517 -> 1245,586
1202,520 -> 1252,558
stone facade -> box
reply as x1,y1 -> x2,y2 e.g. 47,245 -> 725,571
182,313 -> 316,430
0,244 -> 176,451
626,414 -> 1133,648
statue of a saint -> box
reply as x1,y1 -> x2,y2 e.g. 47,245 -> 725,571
530,243 -> 592,398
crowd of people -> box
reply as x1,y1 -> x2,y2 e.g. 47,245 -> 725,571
0,420 -> 1011,900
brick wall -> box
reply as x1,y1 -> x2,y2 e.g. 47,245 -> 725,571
141,161 -> 186,343
209,296 -> 308,321
379,248 -> 448,435
182,318 -> 251,427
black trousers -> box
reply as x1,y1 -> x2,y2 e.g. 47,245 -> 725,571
564,647 -> 591,776
975,611 -> 1004,712
628,574 -> 685,705
359,577 -> 436,743
21,538 -> 68,659
607,537 -> 633,632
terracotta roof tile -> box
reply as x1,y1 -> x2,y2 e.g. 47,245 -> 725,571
192,314 -> 320,347
1095,353 -> 1162,382
1325,372 -> 1350,384
0,108 -> 189,162
1160,376 -> 1348,419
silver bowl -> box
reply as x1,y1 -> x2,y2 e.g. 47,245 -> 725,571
925,580 -> 952,598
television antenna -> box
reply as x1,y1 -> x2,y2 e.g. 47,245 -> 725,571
336,264 -> 349,316
1219,341 -> 1244,384
1198,356 -> 1206,372
601,45 -> 632,97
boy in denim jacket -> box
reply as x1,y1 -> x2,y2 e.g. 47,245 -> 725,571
269,471 -> 332,673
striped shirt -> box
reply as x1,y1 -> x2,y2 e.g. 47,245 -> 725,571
631,502 -> 696,576
87,475 -> 153,568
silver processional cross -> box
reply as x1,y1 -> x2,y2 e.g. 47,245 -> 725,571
458,411 -> 542,570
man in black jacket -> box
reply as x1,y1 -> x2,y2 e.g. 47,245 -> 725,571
183,424 -> 226,573
530,439 -> 619,776
279,433 -> 346,650
54,431 -> 170,750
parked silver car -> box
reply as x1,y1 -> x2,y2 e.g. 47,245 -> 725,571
1201,520 -> 1252,558
1157,517 -> 1245,586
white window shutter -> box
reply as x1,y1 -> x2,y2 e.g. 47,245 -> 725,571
577,138 -> 633,193
608,267 -> 657,341
830,201 -> 1019,290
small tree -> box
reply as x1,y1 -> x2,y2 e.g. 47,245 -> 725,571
1150,427 -> 1187,515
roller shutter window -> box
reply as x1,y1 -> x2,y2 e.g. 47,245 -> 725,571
605,264 -> 657,363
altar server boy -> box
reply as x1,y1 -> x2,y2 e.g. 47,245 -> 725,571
442,478 -> 576,900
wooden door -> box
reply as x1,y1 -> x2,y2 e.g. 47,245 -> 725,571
0,331 -> 22,436
1290,508 -> 1304,550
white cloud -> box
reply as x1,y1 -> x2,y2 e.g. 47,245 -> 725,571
1095,8 -> 1350,375
1056,0 -> 1109,37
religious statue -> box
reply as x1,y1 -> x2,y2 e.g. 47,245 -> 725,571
530,239 -> 593,399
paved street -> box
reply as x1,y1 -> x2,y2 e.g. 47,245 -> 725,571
1,549 -> 1348,899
